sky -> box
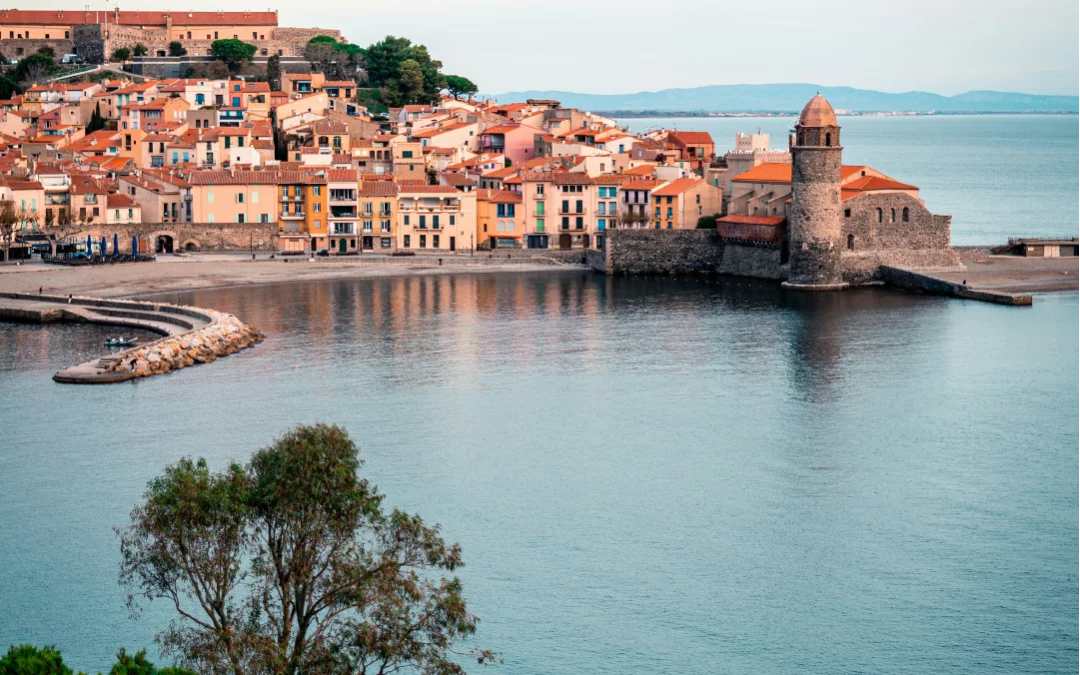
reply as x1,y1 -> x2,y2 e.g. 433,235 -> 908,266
46,0 -> 1080,96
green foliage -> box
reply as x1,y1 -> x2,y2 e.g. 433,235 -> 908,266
363,36 -> 448,106
210,39 -> 256,72
118,423 -> 496,675
696,213 -> 721,229
305,36 -> 363,81
0,75 -> 17,99
132,44 -> 148,57
111,47 -> 131,62
167,41 -> 186,57
0,645 -> 73,675
444,74 -> 478,100
85,103 -> 106,134
15,53 -> 56,85
265,54 -> 281,91
36,46 -> 55,59
181,66 -> 196,78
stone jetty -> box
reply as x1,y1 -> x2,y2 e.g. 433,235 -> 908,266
0,293 -> 263,383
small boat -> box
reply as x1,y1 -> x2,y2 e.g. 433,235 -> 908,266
104,336 -> 138,347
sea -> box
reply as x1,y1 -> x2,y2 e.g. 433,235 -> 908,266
617,114 -> 1079,246
0,115 -> 1077,674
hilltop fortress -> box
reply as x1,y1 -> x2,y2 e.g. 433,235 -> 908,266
0,9 -> 340,63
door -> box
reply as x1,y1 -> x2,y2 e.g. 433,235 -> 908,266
449,236 -> 456,252
338,238 -> 347,254
559,233 -> 571,250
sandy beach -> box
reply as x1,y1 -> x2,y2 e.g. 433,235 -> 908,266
936,252 -> 1078,294
0,254 -> 587,298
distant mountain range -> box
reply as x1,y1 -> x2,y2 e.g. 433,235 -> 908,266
488,84 -> 1079,114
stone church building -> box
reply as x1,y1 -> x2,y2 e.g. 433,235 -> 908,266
717,94 -> 960,288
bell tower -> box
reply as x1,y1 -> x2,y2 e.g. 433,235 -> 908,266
784,93 -> 847,290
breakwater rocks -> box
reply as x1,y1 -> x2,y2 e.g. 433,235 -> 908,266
108,312 -> 264,378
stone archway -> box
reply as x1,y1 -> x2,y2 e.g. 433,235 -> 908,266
183,240 -> 201,253
148,231 -> 179,254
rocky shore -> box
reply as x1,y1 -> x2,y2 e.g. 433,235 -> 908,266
109,310 -> 263,378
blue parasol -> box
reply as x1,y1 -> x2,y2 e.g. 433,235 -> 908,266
86,234 -> 92,255
101,235 -> 107,260
113,233 -> 119,256
132,235 -> 138,256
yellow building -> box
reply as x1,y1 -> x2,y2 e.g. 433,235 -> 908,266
186,170 -> 279,224
278,171 -> 328,254
397,184 -> 476,252
475,189 -> 523,249
358,181 -> 398,252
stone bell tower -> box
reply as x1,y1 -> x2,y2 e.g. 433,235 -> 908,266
784,93 -> 846,290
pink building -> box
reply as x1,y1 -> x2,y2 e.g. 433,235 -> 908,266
478,123 -> 543,165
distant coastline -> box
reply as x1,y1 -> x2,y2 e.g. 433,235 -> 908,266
605,111 -> 1080,119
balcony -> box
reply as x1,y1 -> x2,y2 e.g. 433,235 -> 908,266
280,211 -> 305,219
330,207 -> 357,219
329,191 -> 356,203
558,207 -> 585,215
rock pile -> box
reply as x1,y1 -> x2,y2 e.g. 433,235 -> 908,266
107,311 -> 264,378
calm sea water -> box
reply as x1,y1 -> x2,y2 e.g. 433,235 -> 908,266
618,115 -> 1080,246
1,272 -> 1077,674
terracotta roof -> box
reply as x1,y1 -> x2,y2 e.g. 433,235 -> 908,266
411,122 -> 472,138
716,214 -> 785,226
798,94 -> 837,127
475,189 -> 521,203
397,184 -> 460,194
106,193 -> 138,208
0,9 -> 278,26
652,177 -> 703,196
480,166 -> 517,180
731,163 -> 792,183
187,170 -> 281,185
312,121 -> 348,135
843,176 -> 918,192
358,181 -> 398,197
326,169 -> 358,182
442,173 -> 476,187
620,179 -> 660,190
666,130 -> 713,146
592,174 -> 625,185
552,173 -> 594,186
623,165 -> 656,176
482,124 -> 523,135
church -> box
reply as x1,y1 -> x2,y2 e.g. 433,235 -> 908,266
718,94 -> 960,288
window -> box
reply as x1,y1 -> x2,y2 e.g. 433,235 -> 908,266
404,235 -> 411,247
314,203 -> 321,213
237,214 -> 246,223
260,214 -> 270,223
666,196 -> 673,204
536,184 -> 544,196
876,208 -> 883,223
252,192 -> 258,204
666,208 -> 673,218
419,235 -> 427,248
902,207 -> 909,222
419,215 -> 426,229
562,200 -> 569,212
847,234 -> 855,250
575,217 -> 583,230
536,202 -> 544,216
313,186 -> 321,196
598,219 -> 606,231
536,219 -> 545,232
432,215 -> 439,228
891,208 -> 896,223
497,221 -> 504,231
404,215 -> 410,225
433,235 -> 440,248
655,207 -> 661,218
381,220 -> 391,233
696,194 -> 701,204
561,217 -> 569,230
575,200 -> 583,213
208,214 -> 215,223
402,150 -> 413,158
844,208 -> 851,218
363,220 -> 373,232
449,215 -> 456,225
825,132 -> 832,147
236,193 -> 245,204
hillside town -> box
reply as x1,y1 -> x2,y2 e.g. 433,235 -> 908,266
0,9 -> 950,263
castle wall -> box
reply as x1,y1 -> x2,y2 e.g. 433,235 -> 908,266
601,229 -> 725,275
719,242 -> 786,280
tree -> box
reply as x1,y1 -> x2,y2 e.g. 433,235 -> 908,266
132,43 -> 148,57
265,54 -> 281,91
15,53 -> 55,87
44,207 -> 91,256
444,75 -> 478,101
111,47 -> 131,62
85,103 -> 106,134
696,213 -> 720,229
0,644 -> 74,675
210,39 -> 257,73
168,41 -> 187,57
118,423 -> 496,675
305,36 -> 363,81
0,75 -> 16,100
361,36 -> 413,89
0,200 -> 16,263
36,46 -> 55,59
396,58 -> 424,103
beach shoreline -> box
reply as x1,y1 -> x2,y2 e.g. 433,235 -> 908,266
0,254 -> 589,299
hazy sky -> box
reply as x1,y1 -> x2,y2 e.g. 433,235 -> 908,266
57,0 -> 1080,95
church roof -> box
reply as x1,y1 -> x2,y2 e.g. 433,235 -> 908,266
798,94 -> 837,127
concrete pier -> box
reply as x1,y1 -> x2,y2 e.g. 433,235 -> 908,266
0,293 -> 262,383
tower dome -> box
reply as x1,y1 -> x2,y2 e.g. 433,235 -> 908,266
798,94 -> 837,128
